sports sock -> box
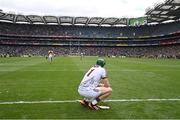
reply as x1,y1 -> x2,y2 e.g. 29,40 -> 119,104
92,97 -> 101,105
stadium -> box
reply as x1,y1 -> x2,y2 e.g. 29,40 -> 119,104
0,0 -> 180,119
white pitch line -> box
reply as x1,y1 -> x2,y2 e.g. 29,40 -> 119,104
0,98 -> 180,105
0,100 -> 77,105
105,98 -> 180,102
1,70 -> 180,72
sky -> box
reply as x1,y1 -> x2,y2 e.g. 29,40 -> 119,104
0,0 -> 165,18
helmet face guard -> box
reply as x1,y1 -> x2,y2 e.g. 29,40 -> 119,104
96,58 -> 106,67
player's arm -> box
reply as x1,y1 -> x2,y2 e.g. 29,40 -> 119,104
101,77 -> 110,88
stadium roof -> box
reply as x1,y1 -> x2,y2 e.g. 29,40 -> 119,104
1,0 -> 180,26
0,10 -> 128,26
146,0 -> 180,23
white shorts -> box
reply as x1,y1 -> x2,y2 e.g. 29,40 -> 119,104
48,55 -> 53,61
78,87 -> 102,99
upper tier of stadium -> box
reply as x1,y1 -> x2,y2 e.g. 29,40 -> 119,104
1,20 -> 180,38
0,0 -> 180,26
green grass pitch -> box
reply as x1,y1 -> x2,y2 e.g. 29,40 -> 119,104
0,56 -> 180,119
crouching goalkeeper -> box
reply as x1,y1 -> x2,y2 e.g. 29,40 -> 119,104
78,58 -> 112,110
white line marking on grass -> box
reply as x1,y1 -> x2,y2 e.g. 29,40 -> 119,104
1,70 -> 180,72
105,98 -> 180,102
0,100 -> 77,105
0,99 -> 180,105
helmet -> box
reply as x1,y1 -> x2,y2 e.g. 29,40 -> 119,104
96,58 -> 106,67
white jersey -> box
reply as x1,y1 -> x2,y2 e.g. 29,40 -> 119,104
48,53 -> 53,58
79,65 -> 107,90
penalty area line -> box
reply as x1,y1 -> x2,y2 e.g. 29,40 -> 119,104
0,98 -> 180,105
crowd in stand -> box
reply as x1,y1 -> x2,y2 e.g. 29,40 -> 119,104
0,45 -> 180,59
0,21 -> 180,59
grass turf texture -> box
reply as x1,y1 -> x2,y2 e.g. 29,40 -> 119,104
0,56 -> 180,119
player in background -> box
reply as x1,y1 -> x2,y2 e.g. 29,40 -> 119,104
48,50 -> 55,63
80,52 -> 84,60
78,58 -> 112,110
